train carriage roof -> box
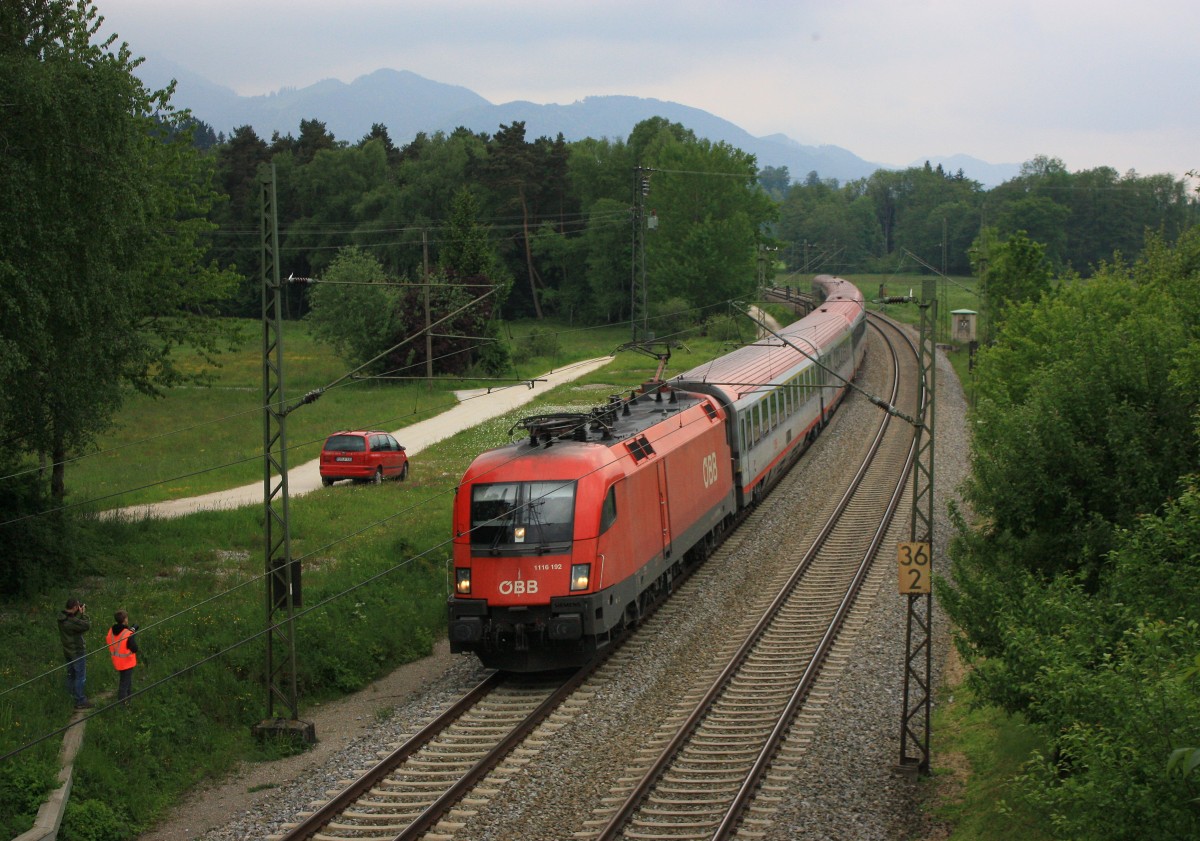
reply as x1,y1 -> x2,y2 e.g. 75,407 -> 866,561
673,276 -> 863,406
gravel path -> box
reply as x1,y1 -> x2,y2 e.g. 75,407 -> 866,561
138,330 -> 969,841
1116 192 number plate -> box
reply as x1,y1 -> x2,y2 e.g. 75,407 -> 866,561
335,456 -> 353,462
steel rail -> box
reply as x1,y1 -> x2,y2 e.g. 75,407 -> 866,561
709,316 -> 920,839
593,317 -> 912,840
273,672 -> 505,841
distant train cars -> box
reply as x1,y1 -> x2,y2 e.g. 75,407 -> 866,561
448,276 -> 867,671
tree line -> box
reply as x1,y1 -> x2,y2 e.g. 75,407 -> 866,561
942,225 -> 1200,838
201,115 -> 776,327
772,156 -> 1197,276
200,119 -> 1198,317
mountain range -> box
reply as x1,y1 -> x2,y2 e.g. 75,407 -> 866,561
138,60 -> 1020,187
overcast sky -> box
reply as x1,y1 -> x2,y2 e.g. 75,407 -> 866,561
95,0 -> 1197,179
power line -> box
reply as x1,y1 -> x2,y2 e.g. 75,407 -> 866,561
0,368 -> 731,762
0,297 -> 726,501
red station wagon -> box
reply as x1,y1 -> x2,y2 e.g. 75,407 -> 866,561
320,430 -> 409,486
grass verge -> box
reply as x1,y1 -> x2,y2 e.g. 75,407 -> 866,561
922,648 -> 1051,841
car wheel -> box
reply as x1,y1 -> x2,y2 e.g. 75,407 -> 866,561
371,467 -> 383,485
398,462 -> 409,482
321,476 -> 334,487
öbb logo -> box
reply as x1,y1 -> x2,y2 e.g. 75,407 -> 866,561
499,579 -> 539,595
702,452 -> 719,487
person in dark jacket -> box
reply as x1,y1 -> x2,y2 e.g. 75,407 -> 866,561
105,610 -> 139,704
57,598 -> 91,709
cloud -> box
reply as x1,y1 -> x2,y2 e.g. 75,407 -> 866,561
95,0 -> 1200,177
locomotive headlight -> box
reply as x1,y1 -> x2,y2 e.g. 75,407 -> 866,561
569,563 -> 591,592
513,526 -> 526,543
455,568 -> 471,595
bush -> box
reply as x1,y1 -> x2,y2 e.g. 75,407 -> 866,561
0,759 -> 55,838
645,297 -> 696,339
703,313 -> 747,342
475,322 -> 512,375
513,328 -> 561,362
62,798 -> 131,841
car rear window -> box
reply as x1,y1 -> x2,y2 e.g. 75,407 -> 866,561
324,435 -> 366,453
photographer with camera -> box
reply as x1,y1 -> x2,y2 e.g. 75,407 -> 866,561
106,609 -> 139,705
57,597 -> 91,709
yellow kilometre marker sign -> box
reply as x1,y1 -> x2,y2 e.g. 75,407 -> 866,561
897,541 -> 932,594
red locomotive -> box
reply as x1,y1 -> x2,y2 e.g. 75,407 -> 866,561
448,275 -> 866,671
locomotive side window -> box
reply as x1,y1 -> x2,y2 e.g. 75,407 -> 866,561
600,486 -> 618,533
470,481 -> 576,549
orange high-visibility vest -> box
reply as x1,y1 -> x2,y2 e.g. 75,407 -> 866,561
106,627 -> 137,671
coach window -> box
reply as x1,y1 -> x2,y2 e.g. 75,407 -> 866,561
600,486 -> 618,533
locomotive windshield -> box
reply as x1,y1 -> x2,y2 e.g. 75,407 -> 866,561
470,480 -> 576,551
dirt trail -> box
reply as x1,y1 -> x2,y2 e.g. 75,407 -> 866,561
109,356 -> 613,520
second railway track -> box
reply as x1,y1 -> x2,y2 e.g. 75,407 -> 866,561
588,314 -> 919,841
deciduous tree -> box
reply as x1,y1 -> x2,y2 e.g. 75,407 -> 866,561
0,0 -> 237,503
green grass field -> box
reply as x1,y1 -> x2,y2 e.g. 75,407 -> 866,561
66,318 -> 636,509
928,664 -> 1052,841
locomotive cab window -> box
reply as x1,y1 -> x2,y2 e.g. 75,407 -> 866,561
470,481 -> 576,551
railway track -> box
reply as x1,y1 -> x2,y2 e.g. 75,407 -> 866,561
586,314 -> 918,840
270,670 -> 583,841
275,314 -> 919,841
